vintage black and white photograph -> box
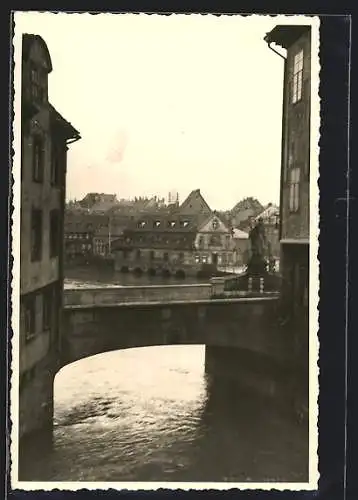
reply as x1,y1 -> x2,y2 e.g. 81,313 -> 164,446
11,12 -> 320,490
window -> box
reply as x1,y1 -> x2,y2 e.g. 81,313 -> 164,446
32,136 -> 44,183
163,252 -> 169,262
51,142 -> 62,186
153,221 -> 161,228
195,255 -> 201,264
198,236 -> 205,248
31,208 -> 43,261
30,66 -> 46,103
292,50 -> 304,103
212,219 -> 219,230
50,209 -> 60,258
138,221 -> 146,228
288,139 -> 295,168
24,295 -> 36,341
168,221 -> 176,228
43,289 -> 52,331
202,255 -> 208,264
209,235 -> 221,247
149,250 -> 155,261
136,249 -> 141,259
178,252 -> 184,263
289,167 -> 300,212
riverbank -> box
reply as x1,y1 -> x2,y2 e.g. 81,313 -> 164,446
64,265 -> 213,288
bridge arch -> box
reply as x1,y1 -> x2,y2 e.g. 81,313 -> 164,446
61,297 -> 281,370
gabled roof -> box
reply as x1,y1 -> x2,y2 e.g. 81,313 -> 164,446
196,211 -> 231,233
179,189 -> 212,214
254,204 -> 279,222
231,197 -> 263,214
22,34 -> 53,72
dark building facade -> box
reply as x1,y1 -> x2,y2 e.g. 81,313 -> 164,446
64,217 -> 95,262
112,214 -> 200,278
112,211 -> 238,277
19,34 -> 80,438
265,25 -> 311,322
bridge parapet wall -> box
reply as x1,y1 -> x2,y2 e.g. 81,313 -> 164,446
64,284 -> 213,306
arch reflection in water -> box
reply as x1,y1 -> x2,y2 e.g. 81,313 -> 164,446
20,345 -> 308,483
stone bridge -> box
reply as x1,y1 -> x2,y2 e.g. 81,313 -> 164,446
19,286 -> 307,440
61,296 -> 287,367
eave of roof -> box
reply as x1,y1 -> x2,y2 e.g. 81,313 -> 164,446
50,104 -> 81,141
264,25 -> 311,49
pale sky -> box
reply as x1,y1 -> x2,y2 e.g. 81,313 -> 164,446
14,12 -> 313,210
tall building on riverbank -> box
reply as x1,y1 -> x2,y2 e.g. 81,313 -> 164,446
19,34 -> 81,438
264,25 -> 311,321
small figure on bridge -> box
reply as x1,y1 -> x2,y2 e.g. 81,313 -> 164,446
249,218 -> 267,257
247,218 -> 268,276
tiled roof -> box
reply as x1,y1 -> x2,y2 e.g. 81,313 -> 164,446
112,230 -> 197,251
65,213 -> 109,233
126,213 -> 208,233
232,228 -> 249,239
179,189 -> 212,214
94,225 -> 125,237
255,204 -> 279,222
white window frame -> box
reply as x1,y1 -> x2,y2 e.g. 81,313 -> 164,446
289,167 -> 301,212
292,50 -> 304,104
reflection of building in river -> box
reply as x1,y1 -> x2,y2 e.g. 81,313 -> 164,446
264,24 -> 311,320
19,34 -> 80,438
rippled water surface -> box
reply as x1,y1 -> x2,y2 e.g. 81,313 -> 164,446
19,346 -> 308,483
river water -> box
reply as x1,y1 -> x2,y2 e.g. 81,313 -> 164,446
19,345 -> 308,484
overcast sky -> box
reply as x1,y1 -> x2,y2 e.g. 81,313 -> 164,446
15,12 -> 314,210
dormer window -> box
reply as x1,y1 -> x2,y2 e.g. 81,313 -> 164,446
138,221 -> 146,228
180,220 -> 189,228
168,221 -> 176,228
154,221 -> 161,228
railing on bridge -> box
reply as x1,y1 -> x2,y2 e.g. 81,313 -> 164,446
63,278 -> 280,308
210,273 -> 281,299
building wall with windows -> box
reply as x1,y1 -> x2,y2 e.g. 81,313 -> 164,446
19,34 -> 80,438
280,29 -> 311,241
112,212 -> 240,275
264,25 -> 311,322
193,212 -> 237,267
